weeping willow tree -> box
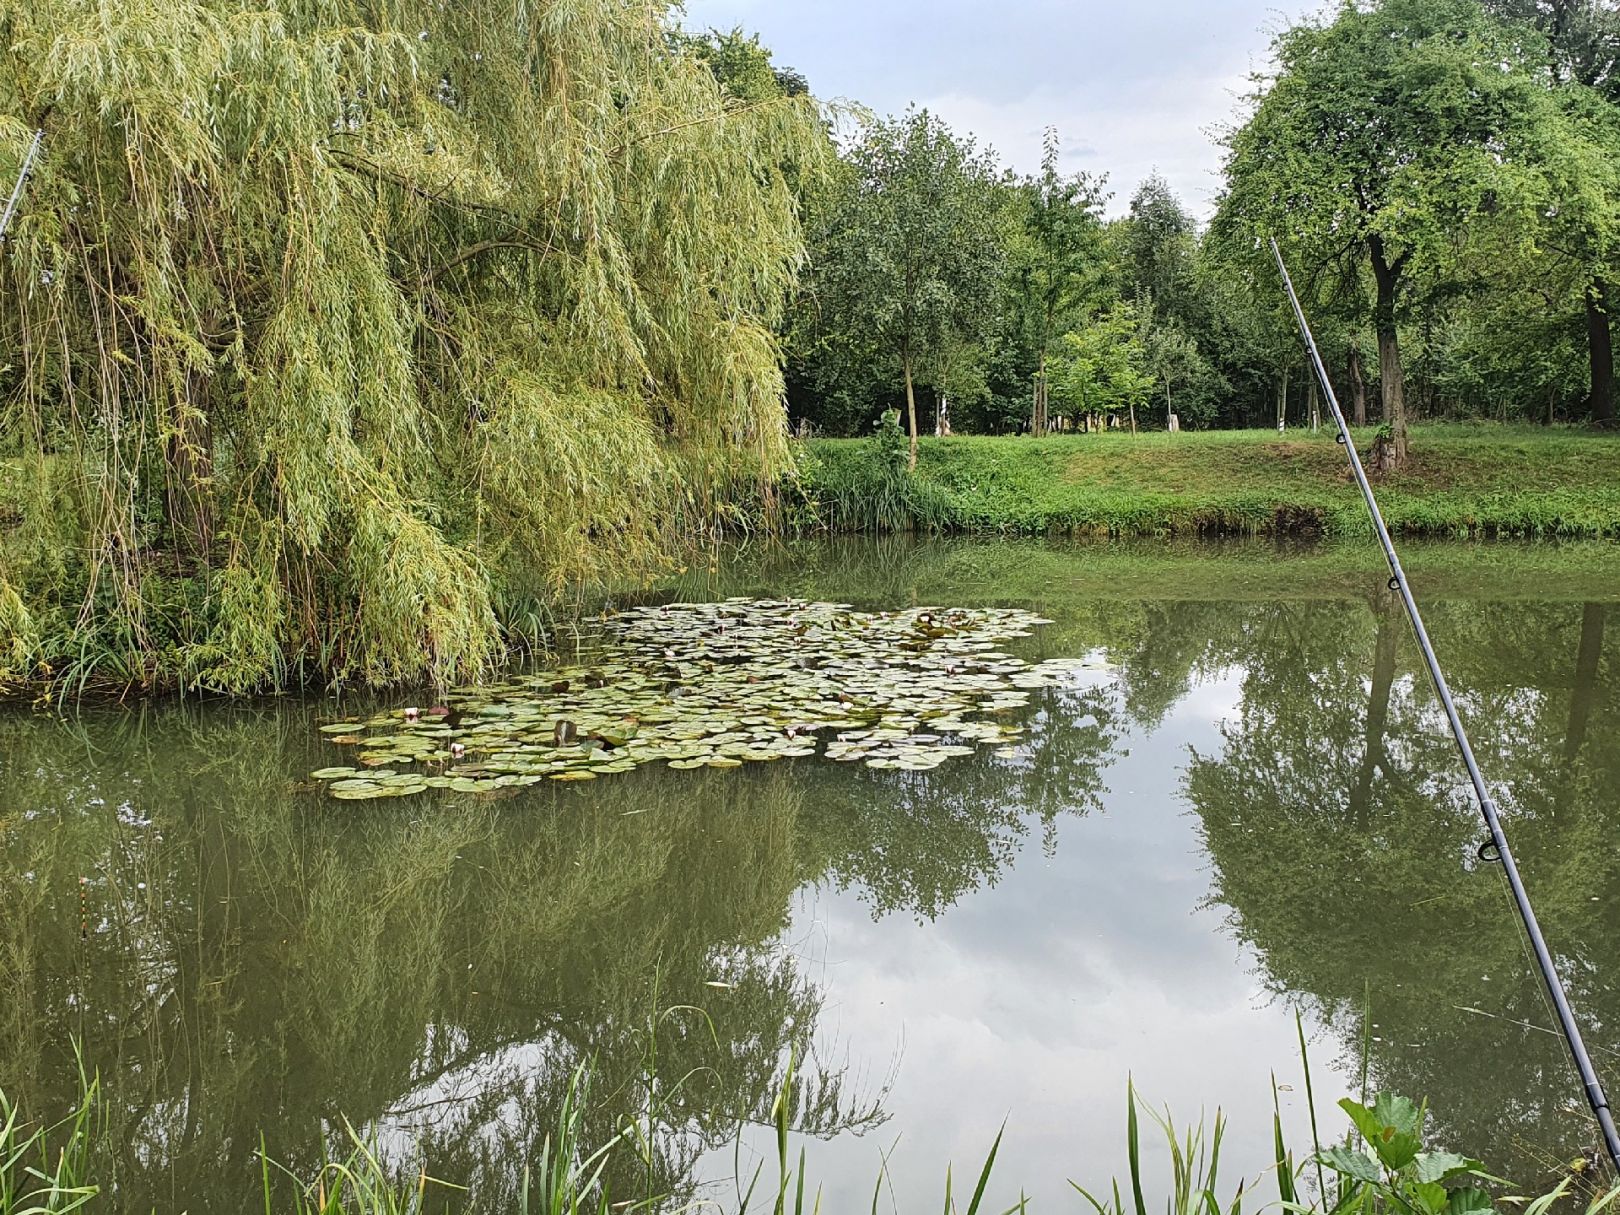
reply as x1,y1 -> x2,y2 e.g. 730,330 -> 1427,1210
0,0 -> 826,693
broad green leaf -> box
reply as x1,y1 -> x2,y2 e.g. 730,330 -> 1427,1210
1413,1152 -> 1489,1184
1446,1187 -> 1496,1215
1319,1147 -> 1382,1185
1338,1099 -> 1386,1155
1338,1095 -> 1422,1171
1409,1182 -> 1449,1215
1371,1094 -> 1423,1139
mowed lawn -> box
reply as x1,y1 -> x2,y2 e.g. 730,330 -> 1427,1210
800,425 -> 1620,537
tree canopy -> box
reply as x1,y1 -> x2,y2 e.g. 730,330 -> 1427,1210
797,107 -> 1005,465
1215,0 -> 1579,464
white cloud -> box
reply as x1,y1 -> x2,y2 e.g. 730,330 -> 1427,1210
680,0 -> 1302,219
914,71 -> 1252,219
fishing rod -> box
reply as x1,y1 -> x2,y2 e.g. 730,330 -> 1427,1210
1270,237 -> 1620,1176
0,128 -> 44,243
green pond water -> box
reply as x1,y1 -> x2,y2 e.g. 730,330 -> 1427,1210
4,536 -> 1620,1211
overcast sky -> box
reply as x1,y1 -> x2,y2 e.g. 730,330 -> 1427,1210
680,1 -> 1326,218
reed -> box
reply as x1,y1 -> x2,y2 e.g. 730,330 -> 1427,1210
796,416 -> 956,533
4,1043 -> 1614,1214
0,1065 -> 101,1215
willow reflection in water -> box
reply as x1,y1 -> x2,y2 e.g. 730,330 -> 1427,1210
0,650 -> 1121,1210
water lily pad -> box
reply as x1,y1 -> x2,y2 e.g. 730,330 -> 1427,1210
311,767 -> 359,780
310,597 -> 1102,802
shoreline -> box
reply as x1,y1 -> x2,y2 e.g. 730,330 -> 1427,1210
793,425 -> 1620,538
8,531 -> 1620,703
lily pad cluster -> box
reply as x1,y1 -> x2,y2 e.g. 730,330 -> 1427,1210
310,599 -> 1106,800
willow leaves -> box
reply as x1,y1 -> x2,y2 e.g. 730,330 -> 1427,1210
0,0 -> 829,692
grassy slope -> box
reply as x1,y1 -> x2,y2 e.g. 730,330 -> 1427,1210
798,424 -> 1620,537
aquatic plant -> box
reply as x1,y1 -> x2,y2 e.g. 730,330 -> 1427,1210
307,598 -> 1104,799
261,1067 -> 629,1215
1074,1059 -> 1620,1215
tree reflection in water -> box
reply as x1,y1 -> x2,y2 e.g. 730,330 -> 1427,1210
6,538 -> 1619,1206
0,656 -> 1122,1210
1181,597 -> 1620,1179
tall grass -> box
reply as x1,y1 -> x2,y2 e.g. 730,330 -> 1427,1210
1070,1017 -> 1620,1215
4,1038 -> 1616,1215
0,1068 -> 101,1214
796,422 -> 956,533
257,1067 -> 648,1215
1067,1078 -> 1250,1215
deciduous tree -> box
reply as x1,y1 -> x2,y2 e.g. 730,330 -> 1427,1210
1050,304 -> 1155,429
1015,130 -> 1108,435
1218,0 -> 1567,464
0,0 -> 828,691
810,108 -> 1006,465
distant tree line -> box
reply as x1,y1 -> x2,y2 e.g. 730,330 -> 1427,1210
757,0 -> 1620,467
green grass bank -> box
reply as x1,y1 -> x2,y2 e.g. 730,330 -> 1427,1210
794,424 -> 1620,537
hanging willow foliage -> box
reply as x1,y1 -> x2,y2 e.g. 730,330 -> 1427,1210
0,0 -> 826,693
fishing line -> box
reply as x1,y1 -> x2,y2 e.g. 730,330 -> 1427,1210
0,128 -> 43,242
1271,238 -> 1620,1175
1452,1003 -> 1620,1058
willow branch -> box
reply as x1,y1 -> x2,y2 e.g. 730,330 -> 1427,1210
420,238 -> 557,286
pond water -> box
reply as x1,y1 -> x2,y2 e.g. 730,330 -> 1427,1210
4,537 -> 1619,1212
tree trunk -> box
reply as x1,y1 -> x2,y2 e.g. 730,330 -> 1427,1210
1276,371 -> 1287,432
1350,600 -> 1400,825
1565,602 -> 1607,764
1587,278 -> 1615,426
904,354 -> 918,470
1032,352 -> 1048,436
1307,374 -> 1320,432
1368,235 -> 1408,465
1129,400 -> 1137,435
1349,348 -> 1368,427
